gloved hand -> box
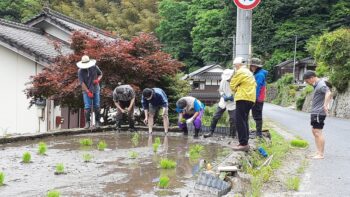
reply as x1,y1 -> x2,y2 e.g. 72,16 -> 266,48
223,95 -> 234,102
87,91 -> 94,98
93,79 -> 100,85
186,117 -> 194,124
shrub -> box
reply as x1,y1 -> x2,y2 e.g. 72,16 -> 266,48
158,175 -> 170,188
55,163 -> 65,174
0,172 -> 4,186
38,142 -> 47,155
160,158 -> 176,169
290,139 -> 309,148
82,153 -> 93,162
22,152 -> 31,163
79,138 -> 93,146
97,140 -> 107,151
47,190 -> 60,197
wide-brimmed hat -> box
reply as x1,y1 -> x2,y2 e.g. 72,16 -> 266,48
221,69 -> 234,81
251,58 -> 263,67
76,55 -> 96,69
233,57 -> 246,65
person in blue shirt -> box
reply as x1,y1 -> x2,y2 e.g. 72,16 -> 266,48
250,58 -> 268,137
176,96 -> 205,138
142,88 -> 169,134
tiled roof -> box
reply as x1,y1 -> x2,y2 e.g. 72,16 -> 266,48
25,8 -> 116,42
0,19 -> 72,64
189,92 -> 220,99
191,72 -> 222,80
182,64 -> 223,80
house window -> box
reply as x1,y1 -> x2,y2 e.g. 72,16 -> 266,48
211,80 -> 218,85
200,83 -> 205,90
193,82 -> 200,90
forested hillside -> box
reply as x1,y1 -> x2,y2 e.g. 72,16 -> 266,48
1,0 -> 349,78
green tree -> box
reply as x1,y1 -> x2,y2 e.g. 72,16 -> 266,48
309,28 -> 350,92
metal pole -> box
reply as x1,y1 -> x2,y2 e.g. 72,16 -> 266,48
232,34 -> 236,63
235,8 -> 252,61
293,35 -> 298,81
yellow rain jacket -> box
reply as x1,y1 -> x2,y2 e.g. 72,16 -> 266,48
230,66 -> 256,103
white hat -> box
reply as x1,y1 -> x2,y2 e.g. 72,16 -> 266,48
233,57 -> 246,65
221,69 -> 234,81
76,55 -> 96,69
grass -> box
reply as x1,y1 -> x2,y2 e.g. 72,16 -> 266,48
22,152 -> 32,163
0,172 -> 4,186
129,151 -> 139,159
189,144 -> 204,160
290,139 -> 309,148
55,163 -> 65,174
82,153 -> 93,162
131,133 -> 140,146
158,175 -> 170,188
243,129 -> 290,196
97,140 -> 107,151
160,158 -> 177,169
47,190 -> 60,197
286,176 -> 300,191
296,160 -> 308,174
38,142 -> 47,155
79,138 -> 93,146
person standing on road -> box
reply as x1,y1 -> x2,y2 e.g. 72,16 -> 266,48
303,70 -> 332,159
142,88 -> 169,134
204,69 -> 236,138
77,55 -> 103,129
230,57 -> 256,151
250,58 -> 268,138
113,84 -> 136,132
176,96 -> 205,138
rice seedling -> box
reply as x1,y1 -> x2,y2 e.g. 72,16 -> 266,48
131,133 -> 140,146
290,139 -> 308,148
97,140 -> 107,151
158,175 -> 170,188
47,190 -> 60,197
38,142 -> 47,155
153,142 -> 160,153
55,163 -> 65,175
189,144 -> 204,159
82,153 -> 93,162
155,137 -> 161,145
22,152 -> 31,163
286,176 -> 300,191
129,151 -> 139,159
160,158 -> 176,169
79,138 -> 93,146
0,172 -> 4,186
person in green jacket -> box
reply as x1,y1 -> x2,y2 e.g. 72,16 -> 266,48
230,57 -> 256,151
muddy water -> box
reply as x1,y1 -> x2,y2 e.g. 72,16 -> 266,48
0,132 -> 229,197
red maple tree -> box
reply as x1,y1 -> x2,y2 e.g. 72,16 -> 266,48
26,32 -> 184,116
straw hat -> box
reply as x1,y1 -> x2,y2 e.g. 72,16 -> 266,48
221,69 -> 234,81
76,55 -> 96,69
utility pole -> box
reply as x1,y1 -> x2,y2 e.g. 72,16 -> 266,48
292,35 -> 298,82
235,8 -> 252,63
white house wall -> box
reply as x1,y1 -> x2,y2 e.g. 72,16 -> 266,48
0,45 -> 55,135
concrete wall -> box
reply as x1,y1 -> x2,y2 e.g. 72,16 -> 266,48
0,45 -> 60,135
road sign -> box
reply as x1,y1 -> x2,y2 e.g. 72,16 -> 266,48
233,0 -> 261,10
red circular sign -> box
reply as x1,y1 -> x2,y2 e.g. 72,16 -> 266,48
233,0 -> 261,10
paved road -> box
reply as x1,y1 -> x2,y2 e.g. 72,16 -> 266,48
264,103 -> 350,197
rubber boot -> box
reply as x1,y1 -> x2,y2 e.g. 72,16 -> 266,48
94,108 -> 101,128
84,109 -> 91,129
183,127 -> 188,136
194,128 -> 200,138
203,130 -> 214,138
256,120 -> 263,138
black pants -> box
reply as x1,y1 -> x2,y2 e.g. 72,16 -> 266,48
210,107 -> 236,136
236,100 -> 254,145
252,102 -> 264,136
116,100 -> 135,129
